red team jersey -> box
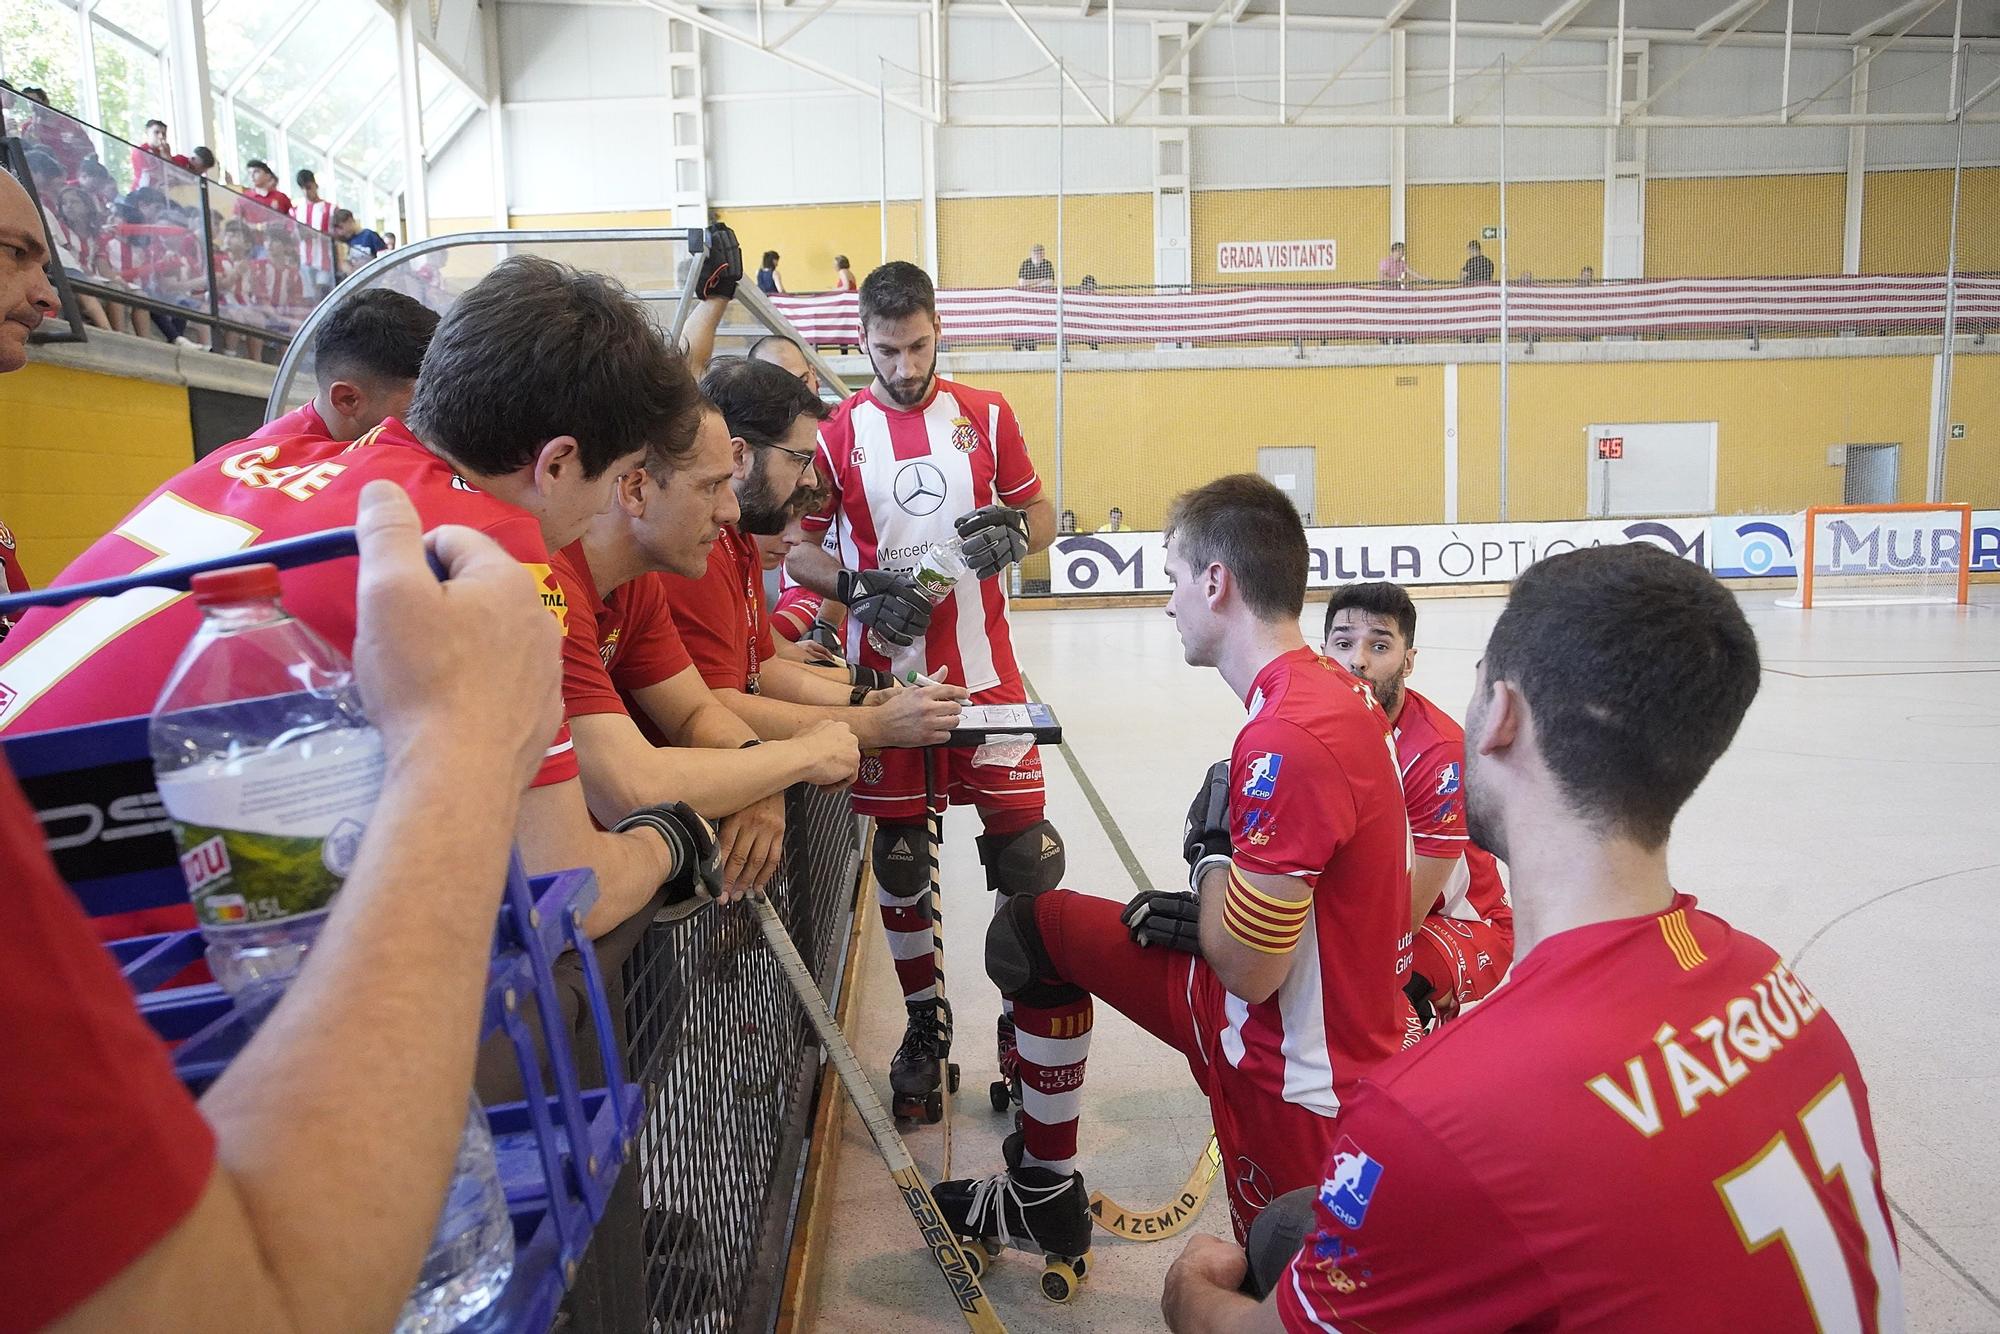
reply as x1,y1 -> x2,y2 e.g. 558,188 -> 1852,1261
0,419 -> 578,793
770,583 -> 824,641
249,400 -> 332,441
0,520 -> 27,640
549,543 -> 693,719
657,525 -> 775,694
1393,687 -> 1515,1007
1219,647 -> 1411,1116
1279,896 -> 1903,1332
804,380 -> 1041,691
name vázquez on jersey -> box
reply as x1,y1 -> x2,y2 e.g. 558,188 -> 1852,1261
1587,959 -> 1825,1137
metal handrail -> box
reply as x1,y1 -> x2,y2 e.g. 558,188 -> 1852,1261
266,227 -> 692,419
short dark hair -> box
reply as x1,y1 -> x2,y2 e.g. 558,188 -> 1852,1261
313,289 -> 439,390
1163,474 -> 1307,620
127,186 -> 166,210
1324,582 -> 1416,647
859,260 -> 936,332
190,146 -> 216,170
834,254 -> 850,269
246,158 -> 271,175
296,168 -> 317,188
330,207 -> 355,226
1468,240 -> 1483,252
1482,544 -> 1760,849
145,118 -> 167,132
761,250 -> 780,268
699,356 -> 830,451
407,256 -> 703,480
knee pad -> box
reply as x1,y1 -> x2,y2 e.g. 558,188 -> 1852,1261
985,892 -> 1085,1009
871,823 -> 930,901
975,820 -> 1066,898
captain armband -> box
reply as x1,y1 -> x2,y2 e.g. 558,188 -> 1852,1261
1220,866 -> 1310,956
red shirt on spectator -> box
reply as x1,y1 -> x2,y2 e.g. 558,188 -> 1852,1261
130,143 -> 191,192
0,760 -> 217,1330
238,187 -> 293,221
656,526 -> 773,694
22,113 -> 93,178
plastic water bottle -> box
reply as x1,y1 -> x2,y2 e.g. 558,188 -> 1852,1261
149,563 -> 513,1333
867,535 -> 970,658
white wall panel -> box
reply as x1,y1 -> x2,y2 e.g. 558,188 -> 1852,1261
426,107 -> 495,217
1865,47 -> 2000,168
503,100 -> 679,214
1647,44 -> 1847,175
499,3 -> 673,102
709,92 -> 927,203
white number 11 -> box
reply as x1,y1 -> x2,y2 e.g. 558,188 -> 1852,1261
1715,1076 -> 1905,1334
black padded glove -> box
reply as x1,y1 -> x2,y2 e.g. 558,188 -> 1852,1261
850,662 -> 896,691
1183,759 -> 1233,892
805,619 -> 843,657
836,568 -> 932,648
1121,889 -> 1203,954
698,221 -> 743,300
617,801 -> 724,900
954,505 -> 1030,580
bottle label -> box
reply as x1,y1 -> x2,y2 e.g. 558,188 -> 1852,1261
158,728 -> 386,930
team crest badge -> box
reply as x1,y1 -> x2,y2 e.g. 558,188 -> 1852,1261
851,443 -> 867,466
860,754 -> 885,785
1434,763 -> 1461,797
1241,752 -> 1282,801
950,417 -> 979,453
599,628 -> 622,667
1320,1137 -> 1384,1229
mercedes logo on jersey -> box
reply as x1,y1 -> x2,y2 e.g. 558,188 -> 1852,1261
894,461 -> 948,516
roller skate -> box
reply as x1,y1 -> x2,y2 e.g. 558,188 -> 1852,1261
989,1013 -> 1022,1118
891,996 -> 958,1122
934,1163 -> 1093,1303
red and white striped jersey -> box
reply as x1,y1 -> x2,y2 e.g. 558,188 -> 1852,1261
804,380 -> 1042,692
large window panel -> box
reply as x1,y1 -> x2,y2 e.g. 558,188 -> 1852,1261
92,26 -> 167,145
0,0 -> 86,114
288,27 -> 395,146
239,0 -> 366,116
233,105 -> 272,168
93,0 -> 169,51
203,0 -> 313,91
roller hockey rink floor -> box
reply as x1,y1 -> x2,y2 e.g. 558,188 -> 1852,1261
804,590 -> 2000,1333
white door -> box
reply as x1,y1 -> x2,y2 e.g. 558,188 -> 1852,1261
1258,447 -> 1318,524
1586,421 -> 1718,517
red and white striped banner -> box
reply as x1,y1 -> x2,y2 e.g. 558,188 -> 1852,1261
771,274 -> 2000,346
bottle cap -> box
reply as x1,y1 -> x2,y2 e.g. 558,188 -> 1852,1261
191,563 -> 283,606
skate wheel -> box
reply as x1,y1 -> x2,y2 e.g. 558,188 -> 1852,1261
988,1081 -> 1010,1113
948,1063 -> 961,1093
1072,1251 -> 1091,1281
923,1091 -> 943,1123
1040,1258 -> 1081,1303
957,1238 -> 990,1278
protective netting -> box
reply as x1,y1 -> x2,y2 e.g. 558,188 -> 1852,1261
620,782 -> 863,1334
1780,504 -> 1972,607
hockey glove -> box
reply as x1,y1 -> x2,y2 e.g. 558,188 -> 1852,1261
1121,889 -> 1203,954
954,504 -> 1031,580
836,568 -> 932,648
849,662 -> 897,691
617,801 -> 725,900
804,619 -> 844,658
1183,758 -> 1234,892
698,221 -> 744,300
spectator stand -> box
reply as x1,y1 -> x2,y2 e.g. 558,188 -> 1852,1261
0,533 -> 641,1334
0,135 -> 88,346
0,87 -> 338,355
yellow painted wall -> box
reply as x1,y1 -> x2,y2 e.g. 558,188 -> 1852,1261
1645,174 -> 1846,277
937,194 -> 1155,289
1189,186 -> 1390,285
714,202 -> 923,290
1860,167 -> 2000,273
0,363 -> 193,584
1404,180 -> 1605,285
1945,354 -> 2000,505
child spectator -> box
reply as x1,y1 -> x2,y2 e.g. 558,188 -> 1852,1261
45,184 -> 111,330
832,254 -> 857,292
757,249 -> 783,294
331,208 -> 389,271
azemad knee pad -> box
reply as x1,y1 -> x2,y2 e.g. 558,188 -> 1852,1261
975,820 -> 1066,898
871,822 -> 930,901
985,892 -> 1085,1008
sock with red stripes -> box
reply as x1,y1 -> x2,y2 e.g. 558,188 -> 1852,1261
1012,994 -> 1092,1175
874,823 -> 936,1003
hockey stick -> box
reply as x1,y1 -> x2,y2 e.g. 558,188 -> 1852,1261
924,746 -> 955,1179
1087,1132 -> 1223,1242
748,894 -> 1006,1332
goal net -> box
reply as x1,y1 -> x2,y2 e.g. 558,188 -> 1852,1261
1777,504 -> 1973,609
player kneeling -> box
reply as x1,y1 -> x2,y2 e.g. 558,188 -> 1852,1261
1163,544 -> 1903,1332
932,475 -> 1411,1298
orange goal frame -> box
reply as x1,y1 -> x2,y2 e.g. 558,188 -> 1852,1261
1794,503 -> 1973,609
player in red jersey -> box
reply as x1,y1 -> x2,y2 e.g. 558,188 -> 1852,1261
1323,582 -> 1513,1023
934,476 -> 1411,1276
253,288 -> 439,443
785,262 -> 1065,1113
551,394 -> 864,901
1164,543 -> 1905,1333
0,256 -> 714,942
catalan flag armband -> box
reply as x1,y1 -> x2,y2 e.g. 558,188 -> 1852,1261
1221,866 -> 1310,955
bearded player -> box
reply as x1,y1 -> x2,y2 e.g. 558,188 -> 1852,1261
786,261 -> 1064,1118
1323,582 -> 1514,1023
931,475 -> 1410,1282
1164,544 -> 1903,1332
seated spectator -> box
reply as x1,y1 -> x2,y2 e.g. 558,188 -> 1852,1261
1058,509 -> 1078,534
130,119 -> 191,192
757,250 -> 783,295
20,148 -> 65,216
332,208 -> 389,271
45,183 -> 112,330
13,87 -> 93,180
77,158 -> 119,213
1097,506 -> 1125,533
